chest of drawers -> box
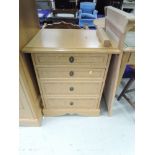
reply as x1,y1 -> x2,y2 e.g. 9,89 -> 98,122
32,53 -> 111,116
22,29 -> 120,116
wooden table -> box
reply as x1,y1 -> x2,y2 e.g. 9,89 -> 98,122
93,18 -> 105,29
117,31 -> 135,87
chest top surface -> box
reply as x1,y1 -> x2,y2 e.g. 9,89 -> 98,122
22,29 -> 120,54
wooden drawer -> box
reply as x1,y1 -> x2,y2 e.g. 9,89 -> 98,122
41,81 -> 102,96
32,53 -> 108,68
36,67 -> 106,79
44,97 -> 98,109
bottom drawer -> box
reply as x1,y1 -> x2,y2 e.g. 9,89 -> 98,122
44,98 -> 98,109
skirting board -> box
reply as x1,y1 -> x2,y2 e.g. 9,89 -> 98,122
43,109 -> 100,116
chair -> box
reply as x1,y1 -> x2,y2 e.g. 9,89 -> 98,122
117,65 -> 135,108
78,2 -> 98,27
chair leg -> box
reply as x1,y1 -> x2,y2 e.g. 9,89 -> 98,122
117,78 -> 134,101
125,88 -> 135,94
123,94 -> 135,108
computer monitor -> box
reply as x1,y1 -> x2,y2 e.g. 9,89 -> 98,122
55,0 -> 76,9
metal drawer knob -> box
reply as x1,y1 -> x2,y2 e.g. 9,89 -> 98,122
70,102 -> 74,106
70,87 -> 74,91
69,56 -> 74,63
69,71 -> 74,77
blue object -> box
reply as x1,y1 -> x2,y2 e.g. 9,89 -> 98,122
123,65 -> 135,78
37,9 -> 52,26
81,13 -> 96,19
78,2 -> 98,27
38,9 -> 51,18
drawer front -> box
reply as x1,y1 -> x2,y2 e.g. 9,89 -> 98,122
41,81 -> 102,96
33,53 -> 108,68
37,67 -> 106,79
44,98 -> 98,109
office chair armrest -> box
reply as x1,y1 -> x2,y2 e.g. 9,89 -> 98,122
78,9 -> 82,18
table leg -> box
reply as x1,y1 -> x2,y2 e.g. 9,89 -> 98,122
117,52 -> 131,87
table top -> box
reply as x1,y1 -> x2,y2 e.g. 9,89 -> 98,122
22,29 -> 120,54
93,18 -> 105,28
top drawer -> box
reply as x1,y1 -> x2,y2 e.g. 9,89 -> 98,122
32,53 -> 108,68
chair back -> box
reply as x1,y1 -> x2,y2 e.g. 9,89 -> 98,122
80,2 -> 96,14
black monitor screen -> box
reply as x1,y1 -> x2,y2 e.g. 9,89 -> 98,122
55,0 -> 76,9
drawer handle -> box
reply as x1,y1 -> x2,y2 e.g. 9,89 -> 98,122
69,71 -> 74,77
70,102 -> 74,106
70,87 -> 74,91
69,56 -> 74,63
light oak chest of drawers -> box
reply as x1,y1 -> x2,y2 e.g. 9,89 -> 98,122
32,53 -> 110,116
23,29 -> 120,116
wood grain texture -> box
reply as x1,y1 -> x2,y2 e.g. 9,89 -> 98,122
36,67 -> 106,80
103,6 -> 135,116
19,78 -> 34,119
96,28 -> 112,47
104,54 -> 123,116
19,0 -> 40,49
31,52 -> 109,115
19,118 -> 41,127
22,6 -> 135,116
117,52 -> 135,87
41,81 -> 103,96
33,53 -> 109,68
44,98 -> 98,109
19,0 -> 42,126
94,18 -> 105,29
117,32 -> 135,87
43,109 -> 100,116
19,54 -> 42,126
22,29 -> 121,54
117,53 -> 131,87
124,32 -> 135,52
105,6 -> 134,34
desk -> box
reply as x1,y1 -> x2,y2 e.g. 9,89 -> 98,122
93,18 -> 105,29
22,29 -> 120,116
117,31 -> 135,86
